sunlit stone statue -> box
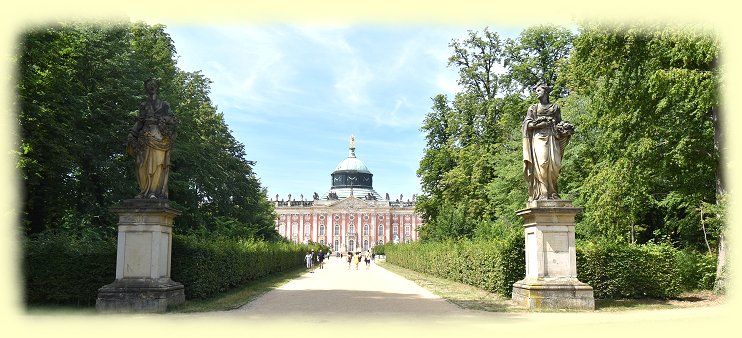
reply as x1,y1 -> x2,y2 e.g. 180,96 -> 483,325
522,83 -> 574,201
127,78 -> 177,199
513,82 -> 593,311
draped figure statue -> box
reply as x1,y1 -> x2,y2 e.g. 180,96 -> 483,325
522,83 -> 574,201
127,78 -> 177,199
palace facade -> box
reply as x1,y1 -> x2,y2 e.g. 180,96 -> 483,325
273,136 -> 422,253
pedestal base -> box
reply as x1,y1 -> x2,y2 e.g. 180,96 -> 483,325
96,278 -> 184,313
512,278 -> 594,311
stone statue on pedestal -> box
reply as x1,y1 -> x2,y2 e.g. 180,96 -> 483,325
97,78 -> 183,313
513,82 -> 593,311
127,78 -> 177,199
522,83 -> 574,201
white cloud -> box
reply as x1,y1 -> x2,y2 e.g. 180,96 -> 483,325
291,24 -> 354,54
333,59 -> 373,107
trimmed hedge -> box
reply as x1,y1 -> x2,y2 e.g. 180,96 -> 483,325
23,232 -> 318,306
576,241 -> 682,299
171,235 -> 317,299
23,232 -> 117,306
383,234 -> 525,297
383,237 -> 716,300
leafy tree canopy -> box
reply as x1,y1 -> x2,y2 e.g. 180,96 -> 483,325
17,21 -> 278,241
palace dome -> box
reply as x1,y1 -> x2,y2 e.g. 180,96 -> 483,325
334,157 -> 371,173
325,135 -> 382,200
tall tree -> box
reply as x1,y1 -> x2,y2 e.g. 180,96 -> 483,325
563,23 -> 720,250
417,26 -> 573,240
17,22 -> 141,237
17,22 -> 278,241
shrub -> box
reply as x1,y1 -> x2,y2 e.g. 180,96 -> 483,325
576,241 -> 683,299
384,233 -> 524,297
384,236 -> 709,300
23,232 -> 319,305
23,231 -> 116,306
171,235 -> 314,299
674,249 -> 717,291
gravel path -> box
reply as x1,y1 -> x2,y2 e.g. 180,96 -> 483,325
214,255 -> 469,319
165,256 -> 731,337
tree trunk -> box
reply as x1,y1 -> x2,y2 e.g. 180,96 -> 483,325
712,103 -> 727,294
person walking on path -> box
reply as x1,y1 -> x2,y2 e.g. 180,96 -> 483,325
347,252 -> 353,270
317,250 -> 325,269
305,251 -> 314,273
352,252 -> 360,270
364,251 -> 371,270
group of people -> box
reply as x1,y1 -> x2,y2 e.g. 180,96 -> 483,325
346,251 -> 373,270
303,249 -> 377,273
304,250 -> 327,273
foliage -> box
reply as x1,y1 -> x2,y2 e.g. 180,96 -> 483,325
171,235 -> 321,299
417,203 -> 477,241
382,237 -> 712,300
563,23 -> 720,250
16,21 -> 277,241
576,241 -> 687,299
23,231 -> 116,306
674,249 -> 717,291
416,26 -> 574,241
418,23 -> 722,260
23,232 -> 318,305
384,233 -> 524,297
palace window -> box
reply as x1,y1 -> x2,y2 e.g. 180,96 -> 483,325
334,224 -> 340,235
363,224 -> 369,236
378,224 -> 384,235
319,224 -> 325,236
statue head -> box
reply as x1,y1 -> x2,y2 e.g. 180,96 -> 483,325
144,78 -> 160,95
533,82 -> 551,101
534,82 -> 551,92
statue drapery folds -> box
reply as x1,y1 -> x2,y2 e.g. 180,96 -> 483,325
522,83 -> 574,201
127,78 -> 177,199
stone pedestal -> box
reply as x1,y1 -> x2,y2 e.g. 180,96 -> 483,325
512,200 -> 594,310
96,199 -> 185,313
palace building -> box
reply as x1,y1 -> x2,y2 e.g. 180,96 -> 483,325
272,136 -> 422,253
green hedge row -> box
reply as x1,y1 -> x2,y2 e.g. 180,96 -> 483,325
23,232 -> 319,306
382,237 -> 716,300
576,242 -> 717,299
171,235 -> 319,299
382,233 -> 525,297
23,232 -> 117,305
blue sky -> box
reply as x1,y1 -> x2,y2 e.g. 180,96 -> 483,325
166,24 -> 523,200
